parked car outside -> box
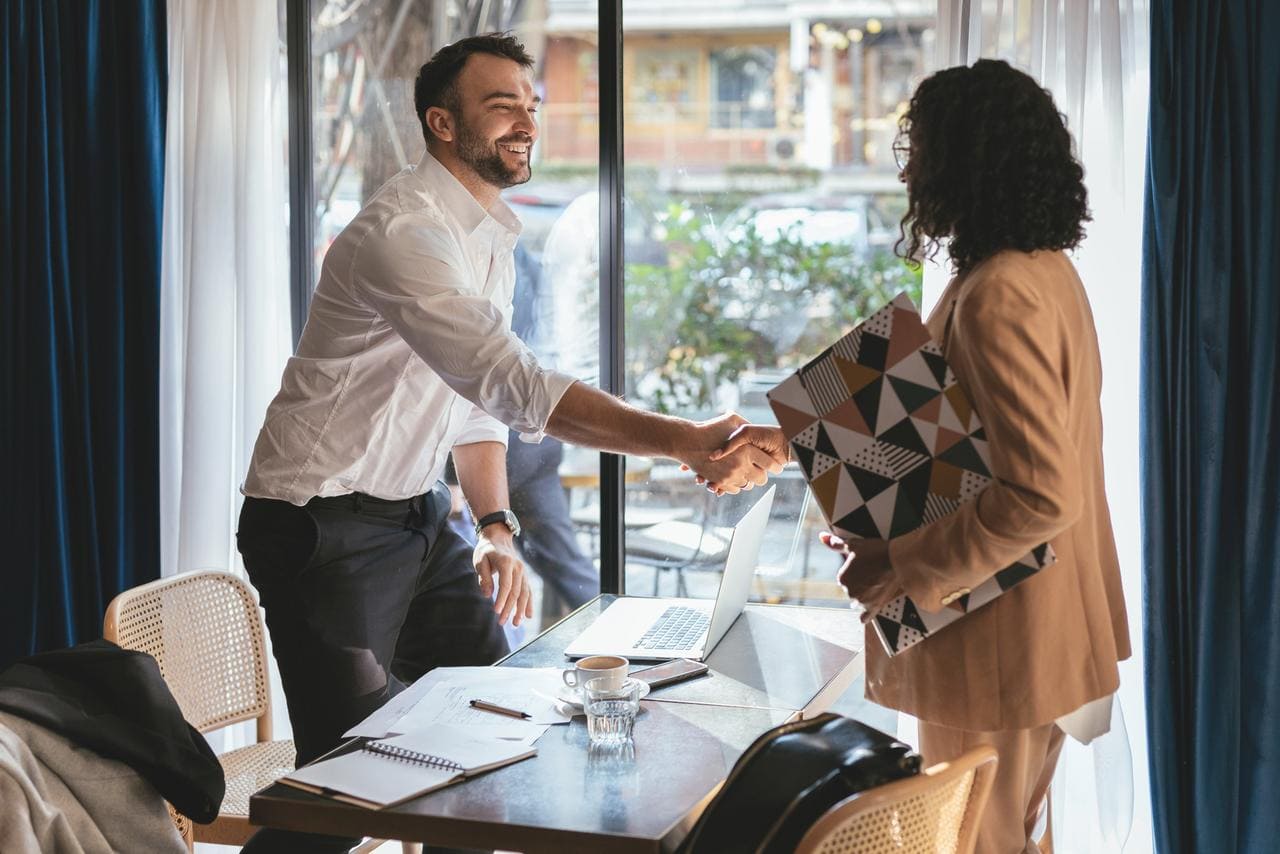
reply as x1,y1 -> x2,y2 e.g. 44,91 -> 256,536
718,192 -> 900,258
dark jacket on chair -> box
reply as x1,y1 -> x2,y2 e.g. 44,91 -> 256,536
0,639 -> 224,822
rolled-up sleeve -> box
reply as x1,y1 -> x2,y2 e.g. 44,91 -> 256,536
349,211 -> 577,435
888,273 -> 1083,612
455,404 -> 509,447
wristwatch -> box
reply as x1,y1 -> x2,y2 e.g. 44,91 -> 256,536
474,509 -> 521,538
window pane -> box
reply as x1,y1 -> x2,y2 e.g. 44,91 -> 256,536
619,3 -> 933,604
308,0 -> 601,636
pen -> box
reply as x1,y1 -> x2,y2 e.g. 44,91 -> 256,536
469,698 -> 532,719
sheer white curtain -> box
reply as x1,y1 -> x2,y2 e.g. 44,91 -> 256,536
926,2 -> 1151,851
160,0 -> 293,747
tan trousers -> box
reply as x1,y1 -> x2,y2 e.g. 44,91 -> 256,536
917,720 -> 1066,854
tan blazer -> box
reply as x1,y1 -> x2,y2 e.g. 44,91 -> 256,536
866,249 -> 1130,732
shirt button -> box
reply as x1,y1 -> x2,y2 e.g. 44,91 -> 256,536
940,587 -> 971,606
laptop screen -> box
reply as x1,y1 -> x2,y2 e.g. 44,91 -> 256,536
701,485 -> 775,656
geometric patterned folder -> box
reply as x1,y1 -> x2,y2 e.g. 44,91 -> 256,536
767,292 -> 1055,656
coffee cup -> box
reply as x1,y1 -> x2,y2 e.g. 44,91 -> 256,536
563,655 -> 629,697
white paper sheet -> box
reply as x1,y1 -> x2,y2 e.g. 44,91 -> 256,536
344,666 -> 570,739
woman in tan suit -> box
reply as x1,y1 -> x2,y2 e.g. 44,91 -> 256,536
718,59 -> 1130,852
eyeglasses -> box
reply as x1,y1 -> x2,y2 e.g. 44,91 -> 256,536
892,139 -> 910,173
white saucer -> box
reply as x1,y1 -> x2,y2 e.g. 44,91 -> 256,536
555,680 -> 650,713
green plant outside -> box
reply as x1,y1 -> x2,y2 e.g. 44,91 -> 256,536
624,201 -> 924,415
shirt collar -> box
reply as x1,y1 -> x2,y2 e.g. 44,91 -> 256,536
417,149 -> 522,239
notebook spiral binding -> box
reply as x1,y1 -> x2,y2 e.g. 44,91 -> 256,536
362,741 -> 464,773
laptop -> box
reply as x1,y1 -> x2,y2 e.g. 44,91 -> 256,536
564,486 -> 775,661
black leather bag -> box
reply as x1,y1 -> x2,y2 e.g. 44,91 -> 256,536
678,712 -> 921,854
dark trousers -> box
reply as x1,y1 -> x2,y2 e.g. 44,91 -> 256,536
506,433 -> 599,609
236,483 -> 507,853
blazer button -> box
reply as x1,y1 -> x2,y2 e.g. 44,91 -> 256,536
940,587 -> 971,606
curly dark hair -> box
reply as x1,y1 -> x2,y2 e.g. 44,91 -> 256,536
895,59 -> 1090,274
414,33 -> 534,145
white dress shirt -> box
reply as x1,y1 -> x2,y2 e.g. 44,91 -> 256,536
243,151 -> 577,505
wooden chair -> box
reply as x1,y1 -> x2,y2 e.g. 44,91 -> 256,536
104,570 -> 419,853
794,745 -> 999,854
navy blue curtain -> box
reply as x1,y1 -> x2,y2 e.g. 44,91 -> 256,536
2,1 -> 166,667
1143,1 -> 1280,851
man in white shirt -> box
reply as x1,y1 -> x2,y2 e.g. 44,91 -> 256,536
237,33 -> 783,854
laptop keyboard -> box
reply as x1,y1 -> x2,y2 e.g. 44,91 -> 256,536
636,605 -> 710,651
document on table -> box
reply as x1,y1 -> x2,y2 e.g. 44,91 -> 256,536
345,666 -> 571,739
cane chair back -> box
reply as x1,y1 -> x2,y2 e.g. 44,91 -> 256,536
794,745 -> 998,854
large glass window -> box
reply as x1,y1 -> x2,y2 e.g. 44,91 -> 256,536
614,3 -> 933,606
299,0 -> 933,618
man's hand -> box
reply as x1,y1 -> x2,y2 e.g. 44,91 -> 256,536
678,413 -> 787,495
820,532 -> 901,622
474,527 -> 533,627
698,423 -> 792,494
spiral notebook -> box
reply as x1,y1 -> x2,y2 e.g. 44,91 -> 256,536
280,724 -> 536,809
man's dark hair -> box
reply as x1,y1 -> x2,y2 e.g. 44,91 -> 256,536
413,32 -> 535,145
895,59 -> 1090,274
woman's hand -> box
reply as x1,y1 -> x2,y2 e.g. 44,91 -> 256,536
819,532 -> 902,623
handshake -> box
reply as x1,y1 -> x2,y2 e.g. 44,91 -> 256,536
677,413 -> 791,496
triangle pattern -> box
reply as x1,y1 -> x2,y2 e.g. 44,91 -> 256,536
810,451 -> 840,479
852,377 -> 883,436
920,349 -> 950,388
865,483 -> 899,538
933,426 -> 966,455
791,422 -> 820,450
834,504 -> 879,539
823,419 -> 877,465
824,398 -> 873,437
831,464 -> 864,519
857,332 -> 889,372
935,394 -> 967,434
886,349 -> 945,391
862,304 -> 895,338
772,401 -> 823,439
878,417 -> 931,459
910,416 -> 939,454
767,375 -> 819,417
912,393 -> 943,422
899,598 -> 928,633
890,478 -> 925,536
885,309 -> 936,369
814,423 -> 840,459
890,462 -> 934,536
792,443 -> 817,479
937,438 -> 991,477
875,615 -> 901,651
835,357 -> 882,396
944,385 -> 974,430
847,463 -> 896,501
886,375 -> 941,416
873,380 -> 910,438
810,463 -> 843,516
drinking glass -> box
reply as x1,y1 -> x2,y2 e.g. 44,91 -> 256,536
584,676 -> 641,744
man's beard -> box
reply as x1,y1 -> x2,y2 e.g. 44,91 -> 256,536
455,119 -> 531,189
